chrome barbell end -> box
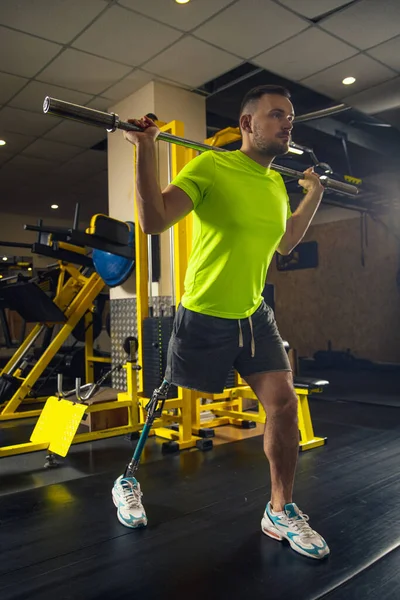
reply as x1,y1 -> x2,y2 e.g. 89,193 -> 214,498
43,96 -> 50,113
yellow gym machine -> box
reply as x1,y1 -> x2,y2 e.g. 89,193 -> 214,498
0,255 -> 105,422
0,203 -> 142,428
0,209 -> 138,457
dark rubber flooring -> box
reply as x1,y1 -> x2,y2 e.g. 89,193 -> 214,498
1,397 -> 400,600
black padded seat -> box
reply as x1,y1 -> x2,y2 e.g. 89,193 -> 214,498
293,376 -> 329,389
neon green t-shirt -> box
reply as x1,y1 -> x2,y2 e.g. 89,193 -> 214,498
171,149 -> 291,319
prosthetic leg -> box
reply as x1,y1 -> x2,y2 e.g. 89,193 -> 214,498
124,379 -> 171,478
112,378 -> 171,528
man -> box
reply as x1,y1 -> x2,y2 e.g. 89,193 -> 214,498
112,85 -> 330,560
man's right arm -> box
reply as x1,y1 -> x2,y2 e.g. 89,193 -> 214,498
124,116 -> 193,234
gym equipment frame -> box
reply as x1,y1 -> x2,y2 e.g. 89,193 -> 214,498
134,120 -> 209,453
189,376 -> 328,452
0,262 -> 105,421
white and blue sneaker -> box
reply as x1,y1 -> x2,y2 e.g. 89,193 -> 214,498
261,501 -> 330,560
112,475 -> 148,528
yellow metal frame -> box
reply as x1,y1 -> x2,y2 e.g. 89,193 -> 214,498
0,263 -> 105,421
1,215 -> 138,457
190,384 -> 326,451
135,121 -> 202,451
204,126 -> 241,149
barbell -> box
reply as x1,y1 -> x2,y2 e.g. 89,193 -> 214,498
43,96 -> 359,198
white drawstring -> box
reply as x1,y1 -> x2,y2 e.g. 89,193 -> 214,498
238,319 -> 244,348
248,316 -> 255,357
237,316 -> 255,357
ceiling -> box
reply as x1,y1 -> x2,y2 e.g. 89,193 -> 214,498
0,0 -> 400,227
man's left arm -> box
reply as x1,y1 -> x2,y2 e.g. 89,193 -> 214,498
277,167 -> 324,255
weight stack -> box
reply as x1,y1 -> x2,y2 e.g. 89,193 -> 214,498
142,316 -> 177,399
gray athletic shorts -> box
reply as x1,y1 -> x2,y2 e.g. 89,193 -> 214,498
165,300 -> 291,394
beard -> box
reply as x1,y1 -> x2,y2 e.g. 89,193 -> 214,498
253,123 -> 289,157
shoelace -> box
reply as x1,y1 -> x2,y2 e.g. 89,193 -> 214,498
121,479 -> 143,509
287,513 -> 315,539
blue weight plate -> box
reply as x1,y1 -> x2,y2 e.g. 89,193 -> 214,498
93,221 -> 135,287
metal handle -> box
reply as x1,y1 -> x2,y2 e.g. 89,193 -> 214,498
43,96 -> 360,197
75,377 -> 82,402
70,365 -> 123,402
81,364 -> 122,401
57,373 -> 65,398
64,382 -> 92,399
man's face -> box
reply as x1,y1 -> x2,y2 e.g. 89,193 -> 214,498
246,94 -> 295,157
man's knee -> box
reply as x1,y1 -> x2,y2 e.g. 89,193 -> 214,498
266,374 -> 297,414
270,382 -> 298,417
246,371 -> 297,415
279,391 -> 298,424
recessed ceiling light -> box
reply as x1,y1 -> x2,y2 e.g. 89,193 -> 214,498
51,204 -> 59,209
342,76 -> 356,85
175,0 -> 190,3
0,140 -> 6,146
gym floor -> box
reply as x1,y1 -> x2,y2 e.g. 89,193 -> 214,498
1,390 -> 400,600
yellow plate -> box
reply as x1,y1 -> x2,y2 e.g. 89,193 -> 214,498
30,397 -> 87,457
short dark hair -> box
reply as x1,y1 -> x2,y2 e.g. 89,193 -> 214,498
240,85 -> 291,116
